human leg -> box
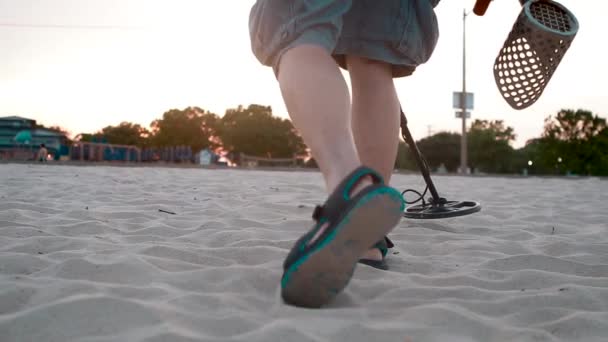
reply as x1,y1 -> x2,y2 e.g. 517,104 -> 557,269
348,56 -> 401,188
249,1 -> 405,307
275,36 -> 403,309
277,45 -> 364,193
347,56 -> 401,264
329,0 -> 441,267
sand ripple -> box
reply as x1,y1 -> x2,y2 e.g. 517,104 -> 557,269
1,164 -> 607,341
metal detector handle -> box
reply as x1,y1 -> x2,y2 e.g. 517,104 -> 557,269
473,0 -> 492,16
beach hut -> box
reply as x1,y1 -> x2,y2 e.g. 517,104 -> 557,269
0,116 -> 70,160
197,148 -> 215,166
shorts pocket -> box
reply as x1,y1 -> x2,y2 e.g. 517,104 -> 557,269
249,0 -> 296,66
395,0 -> 439,65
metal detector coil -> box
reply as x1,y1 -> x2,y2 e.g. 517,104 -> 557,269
403,200 -> 481,220
398,109 -> 481,220
494,0 -> 579,109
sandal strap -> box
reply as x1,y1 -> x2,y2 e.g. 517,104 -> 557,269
314,166 -> 384,222
384,236 -> 394,249
310,166 -> 384,223
371,236 -> 394,258
283,166 -> 387,270
312,205 -> 324,221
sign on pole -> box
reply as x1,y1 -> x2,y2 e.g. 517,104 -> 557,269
455,111 -> 471,119
453,92 -> 474,110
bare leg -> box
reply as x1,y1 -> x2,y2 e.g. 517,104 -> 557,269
348,56 -> 401,261
278,45 -> 369,193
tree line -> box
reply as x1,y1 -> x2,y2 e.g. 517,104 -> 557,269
395,109 -> 608,176
77,104 -> 308,160
65,105 -> 607,176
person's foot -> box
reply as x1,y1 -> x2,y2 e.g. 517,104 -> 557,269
332,175 -> 392,266
358,236 -> 394,270
281,166 -> 404,308
309,177 -> 391,265
307,175 -> 372,247
361,247 -> 383,261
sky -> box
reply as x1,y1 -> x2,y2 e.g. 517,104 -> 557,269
0,0 -> 606,148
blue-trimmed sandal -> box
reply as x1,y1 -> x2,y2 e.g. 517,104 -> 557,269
281,166 -> 404,308
358,236 -> 394,270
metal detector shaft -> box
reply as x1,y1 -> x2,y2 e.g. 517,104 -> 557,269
399,108 -> 442,203
399,108 -> 481,219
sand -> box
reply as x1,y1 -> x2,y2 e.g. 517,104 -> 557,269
1,163 -> 607,342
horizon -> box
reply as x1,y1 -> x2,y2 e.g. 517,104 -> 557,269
1,0 -> 606,149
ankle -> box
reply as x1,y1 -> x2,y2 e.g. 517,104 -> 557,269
349,176 -> 373,197
326,166 -> 373,197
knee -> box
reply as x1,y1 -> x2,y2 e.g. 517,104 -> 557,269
346,56 -> 393,82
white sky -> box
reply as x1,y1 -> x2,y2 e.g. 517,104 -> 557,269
0,0 -> 605,147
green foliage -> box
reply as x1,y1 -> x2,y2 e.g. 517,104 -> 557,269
150,107 -> 219,152
97,122 -> 150,147
67,103 -> 606,175
217,104 -> 307,159
394,141 -> 417,170
524,109 -> 608,175
77,133 -> 102,143
470,119 -> 516,142
590,128 -> 608,175
396,110 -> 607,176
416,132 -> 461,172
396,119 -> 518,174
468,119 -> 517,173
543,109 -> 605,141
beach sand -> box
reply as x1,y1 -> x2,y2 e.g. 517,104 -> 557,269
1,163 -> 607,342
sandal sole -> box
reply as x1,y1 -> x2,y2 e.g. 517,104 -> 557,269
281,189 -> 403,308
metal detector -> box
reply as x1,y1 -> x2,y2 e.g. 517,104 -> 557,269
399,0 -> 578,219
399,108 -> 481,219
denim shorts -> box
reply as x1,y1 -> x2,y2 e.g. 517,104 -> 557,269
248,0 -> 440,78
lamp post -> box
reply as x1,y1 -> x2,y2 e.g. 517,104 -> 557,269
460,8 -> 469,175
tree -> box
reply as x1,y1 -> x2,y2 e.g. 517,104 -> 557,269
416,132 -> 461,172
543,109 -> 605,141
399,120 -> 519,174
532,109 -> 608,175
217,104 -> 307,159
97,122 -> 150,146
394,141 -> 417,171
469,119 -> 516,142
150,107 -> 219,152
468,119 -> 517,173
518,138 -> 560,175
589,128 -> 608,175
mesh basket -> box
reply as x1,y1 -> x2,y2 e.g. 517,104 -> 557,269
493,0 -> 579,110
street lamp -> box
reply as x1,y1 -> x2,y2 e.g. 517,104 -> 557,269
454,8 -> 473,175
460,9 -> 469,175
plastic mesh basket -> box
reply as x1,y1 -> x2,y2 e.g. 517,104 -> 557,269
493,0 -> 578,109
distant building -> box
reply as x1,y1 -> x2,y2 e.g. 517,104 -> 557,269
197,148 -> 218,166
196,148 -> 229,166
0,116 -> 70,160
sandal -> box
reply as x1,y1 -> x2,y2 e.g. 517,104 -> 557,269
280,166 -> 404,308
358,236 -> 395,270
